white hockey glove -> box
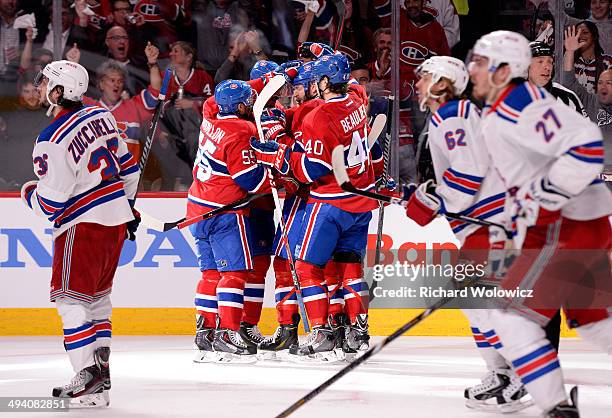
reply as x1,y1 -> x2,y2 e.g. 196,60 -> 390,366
405,180 -> 442,226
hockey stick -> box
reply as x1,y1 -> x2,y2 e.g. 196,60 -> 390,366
331,146 -> 513,240
371,97 -> 394,300
275,279 -> 474,418
254,75 -> 311,333
367,113 -> 387,150
332,0 -> 346,51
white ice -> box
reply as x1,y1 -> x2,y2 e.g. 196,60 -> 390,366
1,336 -> 611,417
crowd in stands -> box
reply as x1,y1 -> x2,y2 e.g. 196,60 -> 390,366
0,0 -> 611,190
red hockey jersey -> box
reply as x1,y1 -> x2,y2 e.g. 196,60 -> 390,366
288,93 -> 378,213
187,97 -> 270,219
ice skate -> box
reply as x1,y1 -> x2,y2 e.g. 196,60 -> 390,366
193,323 -> 219,363
464,367 -> 532,413
288,324 -> 341,363
238,321 -> 265,351
545,386 -> 579,418
257,316 -> 299,361
52,365 -> 108,408
212,329 -> 257,363
342,314 -> 370,362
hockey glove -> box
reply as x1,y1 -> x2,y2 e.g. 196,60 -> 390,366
20,180 -> 38,209
274,60 -> 302,83
126,208 -> 141,241
250,137 -> 290,175
377,177 -> 397,207
405,180 -> 442,226
260,114 -> 287,142
263,107 -> 286,126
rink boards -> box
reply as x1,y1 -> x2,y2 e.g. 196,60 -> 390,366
0,194 -> 578,337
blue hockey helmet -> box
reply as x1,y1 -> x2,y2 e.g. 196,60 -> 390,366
215,80 -> 256,115
249,60 -> 279,80
311,54 -> 351,85
292,61 -> 316,88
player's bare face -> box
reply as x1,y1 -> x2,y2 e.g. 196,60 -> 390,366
468,55 -> 491,101
100,71 -> 125,105
415,72 -> 433,108
597,70 -> 612,104
35,77 -> 48,106
528,56 -> 553,87
293,84 -> 306,105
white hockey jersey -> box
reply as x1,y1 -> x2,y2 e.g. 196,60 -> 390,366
429,99 -> 506,244
481,81 -> 612,223
24,105 -> 139,237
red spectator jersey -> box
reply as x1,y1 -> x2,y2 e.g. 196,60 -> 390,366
83,87 -> 158,159
399,13 -> 450,101
288,93 -> 378,213
165,68 -> 215,99
187,96 -> 270,219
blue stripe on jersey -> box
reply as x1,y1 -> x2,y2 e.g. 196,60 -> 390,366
374,0 -> 391,17
233,165 -> 267,193
56,190 -> 126,226
50,179 -> 120,221
300,155 -> 331,182
54,109 -> 108,145
436,100 -> 461,121
504,82 -> 546,113
37,109 -> 82,143
495,110 -> 518,124
120,165 -> 139,176
142,89 -> 157,109
208,157 -> 230,175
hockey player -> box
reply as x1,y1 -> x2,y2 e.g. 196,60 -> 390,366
258,62 -> 322,358
407,55 -> 531,412
251,54 -> 376,361
235,60 -> 284,351
21,60 -> 140,407
468,30 -> 612,417
190,79 -> 270,363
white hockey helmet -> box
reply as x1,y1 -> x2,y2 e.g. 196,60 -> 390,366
415,56 -> 469,96
35,60 -> 89,104
472,30 -> 532,79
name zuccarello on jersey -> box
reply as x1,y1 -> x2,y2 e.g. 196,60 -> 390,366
67,117 -> 117,163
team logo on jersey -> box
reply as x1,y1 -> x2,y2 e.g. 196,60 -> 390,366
134,1 -> 164,22
230,83 -> 238,89
400,41 -> 432,66
597,109 -> 612,127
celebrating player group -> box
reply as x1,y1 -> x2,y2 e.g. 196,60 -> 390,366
21,28 -> 611,418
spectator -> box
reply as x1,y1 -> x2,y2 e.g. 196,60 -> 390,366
373,0 -> 460,48
75,25 -> 150,97
368,27 -> 391,82
571,21 -> 612,94
193,0 -> 249,73
41,0 -> 91,56
157,41 -> 215,169
564,25 -> 612,182
0,72 -> 48,190
350,59 -> 371,86
335,0 -> 373,63
31,48 -> 54,73
83,58 -> 161,160
0,0 -> 22,84
540,0 -> 612,55
214,29 -> 270,83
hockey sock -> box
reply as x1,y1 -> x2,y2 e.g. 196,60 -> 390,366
576,315 -> 612,354
57,299 -> 96,372
324,261 -> 344,317
273,257 -> 298,325
242,255 -> 270,325
91,295 -> 112,350
295,260 -> 328,327
217,271 -> 249,331
462,309 -> 508,370
338,262 -> 369,324
195,270 -> 221,328
489,309 -> 566,412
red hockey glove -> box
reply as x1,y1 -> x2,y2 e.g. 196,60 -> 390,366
405,180 -> 442,226
261,115 -> 287,142
250,137 -> 290,175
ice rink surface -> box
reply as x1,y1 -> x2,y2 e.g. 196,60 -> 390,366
1,336 -> 610,418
